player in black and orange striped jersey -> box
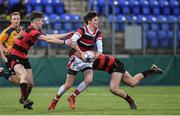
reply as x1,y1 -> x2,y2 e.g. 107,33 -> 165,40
5,11 -> 73,110
92,53 -> 163,109
0,12 -> 22,82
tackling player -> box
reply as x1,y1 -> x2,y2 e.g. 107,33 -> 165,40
5,10 -> 73,110
48,53 -> 163,110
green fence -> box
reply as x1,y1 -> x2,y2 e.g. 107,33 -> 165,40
0,55 -> 180,87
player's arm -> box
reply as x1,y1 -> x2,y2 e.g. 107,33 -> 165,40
94,33 -> 103,58
47,32 -> 74,40
70,33 -> 84,58
0,32 -> 8,53
38,35 -> 71,46
94,39 -> 103,58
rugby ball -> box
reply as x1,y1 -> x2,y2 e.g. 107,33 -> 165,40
83,51 -> 95,63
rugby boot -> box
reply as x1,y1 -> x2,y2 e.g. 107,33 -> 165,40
68,96 -> 75,109
151,64 -> 163,74
48,99 -> 58,111
23,100 -> 33,110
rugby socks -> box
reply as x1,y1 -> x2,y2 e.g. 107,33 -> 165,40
27,86 -> 32,97
141,69 -> 155,78
124,94 -> 134,104
57,85 -> 66,97
70,81 -> 87,98
20,83 -> 28,102
53,85 -> 66,101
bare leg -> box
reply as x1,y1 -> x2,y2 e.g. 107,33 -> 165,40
109,72 -> 127,98
109,72 -> 137,109
14,64 -> 33,109
123,71 -> 144,87
123,64 -> 163,87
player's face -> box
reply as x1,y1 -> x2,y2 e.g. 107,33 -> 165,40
36,18 -> 45,29
90,16 -> 99,28
10,15 -> 21,27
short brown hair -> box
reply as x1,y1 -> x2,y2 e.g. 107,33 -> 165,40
29,11 -> 44,21
10,12 -> 21,19
83,11 -> 97,25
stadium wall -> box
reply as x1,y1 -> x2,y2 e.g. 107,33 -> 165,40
0,56 -> 180,87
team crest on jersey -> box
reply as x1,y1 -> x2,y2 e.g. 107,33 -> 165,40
16,59 -> 20,63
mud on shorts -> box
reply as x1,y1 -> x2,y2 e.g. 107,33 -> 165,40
67,56 -> 93,76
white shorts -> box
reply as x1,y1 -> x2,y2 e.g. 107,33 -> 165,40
67,55 -> 93,75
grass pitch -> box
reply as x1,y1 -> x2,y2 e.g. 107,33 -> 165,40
0,86 -> 180,115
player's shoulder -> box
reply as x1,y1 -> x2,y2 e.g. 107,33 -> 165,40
24,25 -> 39,33
2,26 -> 14,34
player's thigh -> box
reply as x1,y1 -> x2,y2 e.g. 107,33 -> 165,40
122,71 -> 134,84
110,72 -> 123,89
25,69 -> 34,86
14,64 -> 28,80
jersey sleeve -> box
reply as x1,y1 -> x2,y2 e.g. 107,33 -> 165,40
29,30 -> 43,40
75,28 -> 83,38
97,32 -> 103,40
0,31 -> 8,44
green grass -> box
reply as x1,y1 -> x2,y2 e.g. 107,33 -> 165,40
0,86 -> 180,115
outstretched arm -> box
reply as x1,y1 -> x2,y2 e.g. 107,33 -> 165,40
38,35 -> 71,46
47,32 -> 74,40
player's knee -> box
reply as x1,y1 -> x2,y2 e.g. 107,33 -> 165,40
109,86 -> 118,94
84,76 -> 93,85
127,81 -> 136,87
84,79 -> 92,85
64,83 -> 72,89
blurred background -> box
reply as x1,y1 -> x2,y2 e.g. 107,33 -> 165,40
0,0 -> 180,56
0,0 -> 180,86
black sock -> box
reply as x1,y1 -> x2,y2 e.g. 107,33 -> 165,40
124,94 -> 134,103
141,69 -> 155,78
27,86 -> 32,97
20,83 -> 28,102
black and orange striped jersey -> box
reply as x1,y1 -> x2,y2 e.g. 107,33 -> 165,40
93,54 -> 126,73
0,25 -> 22,51
93,54 -> 115,72
10,25 -> 45,59
76,26 -> 102,52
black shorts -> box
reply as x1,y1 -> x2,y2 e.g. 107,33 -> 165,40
109,58 -> 126,74
7,55 -> 31,72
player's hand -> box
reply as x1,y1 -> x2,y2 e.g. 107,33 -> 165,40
65,39 -> 72,47
94,52 -> 101,59
66,32 -> 74,39
80,52 -> 86,61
